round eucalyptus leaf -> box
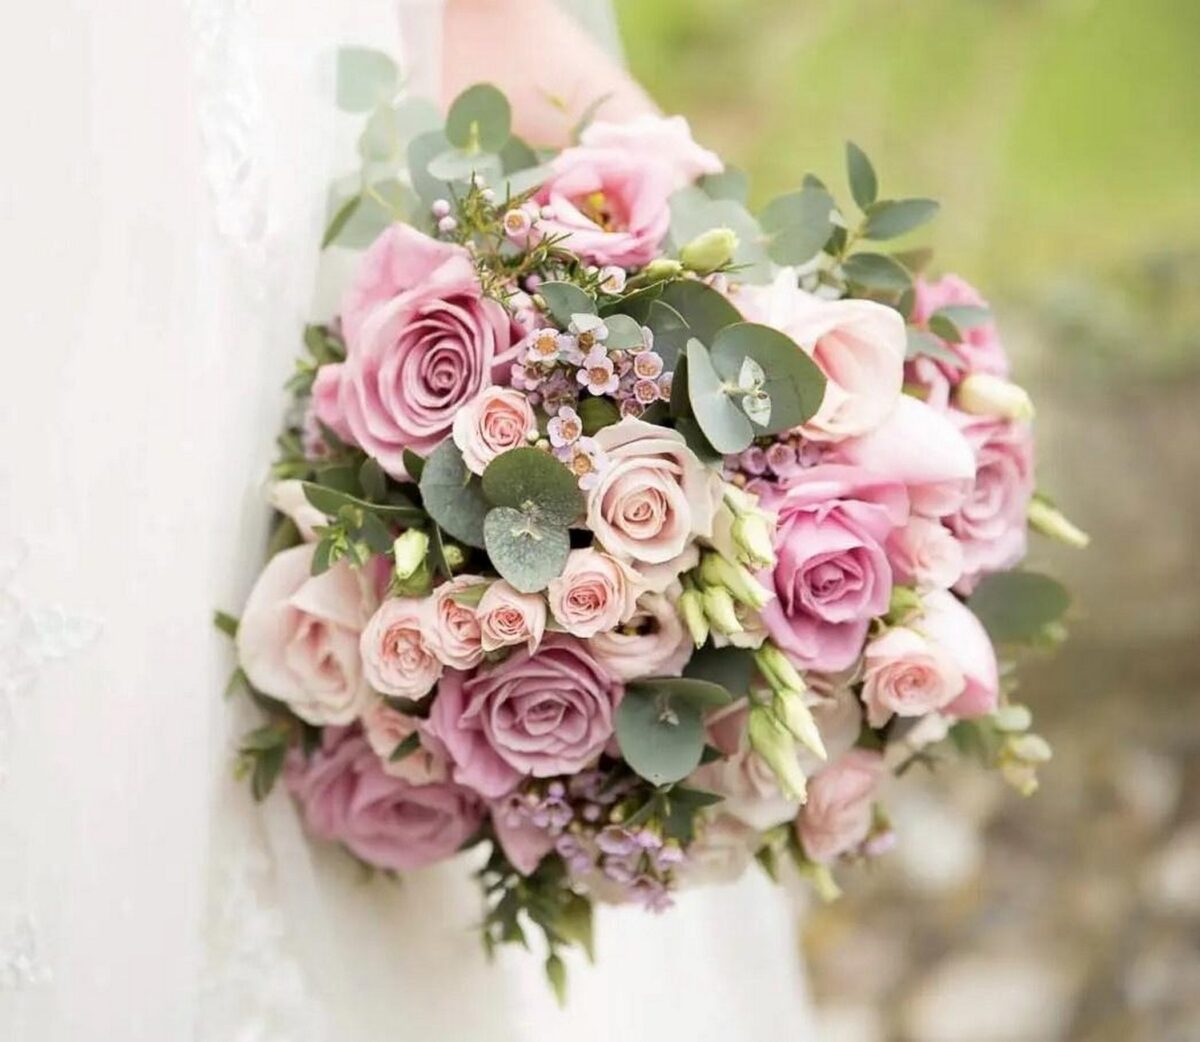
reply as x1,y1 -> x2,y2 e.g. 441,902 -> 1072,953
710,323 -> 826,433
968,571 -> 1070,645
417,440 -> 489,548
445,83 -> 512,152
685,339 -> 753,455
336,47 -> 398,113
483,508 -> 570,594
643,299 -> 689,369
426,147 -> 503,184
630,677 -> 733,709
683,645 -> 757,696
699,167 -> 749,204
577,396 -> 620,436
658,280 -> 742,345
615,686 -> 707,786
603,313 -> 645,351
538,281 -> 595,326
481,447 -> 583,526
407,130 -> 456,208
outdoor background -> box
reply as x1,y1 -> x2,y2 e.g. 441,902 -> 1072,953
613,1 -> 1200,1039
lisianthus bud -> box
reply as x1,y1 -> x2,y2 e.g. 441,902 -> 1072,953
699,553 -> 771,610
886,585 -> 922,625
992,703 -> 1033,732
392,530 -> 429,581
1007,733 -> 1053,764
680,227 -> 738,275
441,541 -> 468,573
801,862 -> 842,903
731,512 -> 776,569
754,642 -> 806,696
678,588 -> 710,647
956,373 -> 1035,422
773,689 -> 827,761
702,586 -> 743,635
640,258 -> 684,281
1028,499 -> 1090,549
748,705 -> 807,801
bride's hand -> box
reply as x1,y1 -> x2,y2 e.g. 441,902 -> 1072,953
442,0 -> 657,146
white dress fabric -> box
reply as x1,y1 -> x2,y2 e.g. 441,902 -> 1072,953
0,2 -> 817,1039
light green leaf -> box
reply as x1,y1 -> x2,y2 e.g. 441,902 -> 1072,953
358,97 -> 440,163
545,954 -> 568,1007
657,280 -> 742,345
426,148 -> 503,183
615,685 -> 708,786
699,167 -> 749,204
336,47 -> 398,112
417,440 -> 489,548
685,339 -> 753,454
842,252 -> 913,293
321,194 -> 362,249
539,281 -> 595,326
934,304 -> 992,330
863,198 -> 940,240
905,327 -> 965,368
710,322 -> 827,433
501,162 -> 555,196
968,571 -> 1071,644
846,141 -> 878,210
760,187 -> 836,265
407,130 -> 456,208
483,508 -> 570,593
602,313 -> 645,351
481,447 -> 583,526
445,83 -> 512,153
301,483 -> 421,522
642,299 -> 690,369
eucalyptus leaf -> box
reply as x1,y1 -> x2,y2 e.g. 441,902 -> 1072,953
863,198 -> 940,240
615,686 -> 707,786
905,327 -> 965,368
710,323 -> 827,432
927,312 -> 965,344
389,732 -> 422,762
417,440 -> 489,548
760,186 -> 836,265
499,135 -> 538,172
842,252 -> 913,293
427,148 -> 503,183
845,141 -> 878,209
481,447 -> 583,525
358,457 -> 388,502
934,304 -> 991,329
301,483 -> 422,522
699,167 -> 749,203
658,280 -> 742,345
674,416 -> 722,464
683,645 -> 756,695
321,194 -> 362,249
483,508 -> 570,593
577,396 -> 620,436
539,281 -> 595,326
967,571 -> 1070,644
685,339 -> 753,455
445,83 -> 512,152
501,163 -> 555,196
336,47 -> 398,112
407,129 -> 456,208
629,677 -> 733,709
603,313 -> 646,351
642,299 -> 690,369
358,97 -> 440,163
402,448 -> 426,482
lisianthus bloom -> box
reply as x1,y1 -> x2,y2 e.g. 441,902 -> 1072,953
315,225 -> 518,478
795,749 -> 885,864
579,114 -> 722,189
237,544 -> 374,726
587,589 -> 693,682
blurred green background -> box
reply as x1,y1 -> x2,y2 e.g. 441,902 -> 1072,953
612,2 -> 1200,1040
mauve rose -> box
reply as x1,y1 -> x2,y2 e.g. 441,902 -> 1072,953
237,545 -> 374,726
588,589 -> 693,682
360,697 -> 448,785
426,636 -> 622,798
360,597 -> 443,701
316,224 -> 517,478
861,626 -> 964,728
476,580 -> 546,653
946,414 -> 1034,590
887,515 -> 964,590
737,271 -> 906,440
534,147 -> 675,267
490,794 -> 556,875
287,728 -> 483,872
757,465 -> 909,672
579,114 -> 723,189
796,749 -> 885,864
547,548 -> 642,639
428,575 -> 486,670
586,418 -> 719,575
920,589 -> 999,719
452,386 -> 536,476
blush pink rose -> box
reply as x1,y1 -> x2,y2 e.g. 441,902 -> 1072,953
579,114 -> 723,189
316,224 -> 517,478
587,590 -> 693,682
945,414 -> 1034,590
287,728 -> 483,872
861,626 -> 965,728
360,597 -> 443,701
476,580 -> 546,653
452,386 -> 536,476
586,418 -> 719,573
919,589 -> 999,719
534,147 -> 675,267
547,548 -> 642,639
237,545 -> 374,726
427,575 -> 486,670
426,636 -> 622,798
737,272 -> 906,440
490,794 -> 556,875
887,515 -> 964,590
796,748 -> 885,864
360,697 -> 448,784
757,465 -> 908,672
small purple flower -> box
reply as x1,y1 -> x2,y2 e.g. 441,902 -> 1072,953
577,345 -> 620,396
632,351 -> 664,381
632,379 -> 661,405
510,362 -> 544,392
652,840 -> 685,870
618,398 -> 644,419
602,857 -> 637,885
765,440 -> 800,477
596,825 -> 637,857
656,372 -> 673,400
630,875 -> 673,913
738,444 -> 768,476
547,405 -> 583,449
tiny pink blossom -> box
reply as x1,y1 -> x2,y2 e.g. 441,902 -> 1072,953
738,445 -> 768,476
548,405 -> 584,449
598,266 -> 627,294
577,345 -> 620,396
632,351 -> 664,380
559,436 -> 609,490
619,398 -> 644,419
633,378 -> 661,405
765,441 -> 800,478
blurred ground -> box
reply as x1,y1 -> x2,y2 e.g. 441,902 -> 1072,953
615,1 -> 1200,1038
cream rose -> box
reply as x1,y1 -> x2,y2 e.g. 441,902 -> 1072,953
452,386 -> 537,476
427,575 -> 486,669
236,544 -> 374,725
587,590 -> 692,681
359,597 -> 443,701
860,625 -> 964,728
361,697 -> 448,785
547,548 -> 642,639
476,580 -> 546,653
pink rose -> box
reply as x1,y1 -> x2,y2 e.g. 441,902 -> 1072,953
912,274 -> 1009,379
547,548 -> 642,639
452,386 -> 536,476
919,589 -> 999,719
737,272 -> 906,440
586,418 -> 718,573
832,395 -> 976,518
427,574 -> 486,669
534,147 -> 675,267
587,590 -> 693,681
426,636 -> 622,797
287,728 -> 483,872
796,749 -> 885,864
887,515 -> 964,590
476,580 -> 546,653
757,465 -> 908,672
360,697 -> 448,784
861,626 -> 964,728
317,224 -> 517,478
945,415 -> 1034,590
360,597 -> 443,701
490,794 -> 556,875
674,813 -> 759,888
237,545 -> 374,726
579,114 -> 723,189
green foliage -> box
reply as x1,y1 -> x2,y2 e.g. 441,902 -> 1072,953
616,677 -> 733,786
483,508 -> 571,594
683,644 -> 756,694
669,186 -> 771,282
445,83 -> 512,153
862,198 -> 940,240
335,47 -> 398,112
759,186 -> 836,265
212,610 -> 239,640
539,281 -> 596,326
842,251 -> 913,293
968,570 -> 1071,644
481,448 -> 583,525
577,396 -> 621,435
905,327 -> 964,367
845,141 -> 878,209
417,440 -> 489,549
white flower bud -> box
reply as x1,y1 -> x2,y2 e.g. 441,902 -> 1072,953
1028,499 -> 1090,549
773,690 -> 827,761
702,586 -> 743,635
680,227 -> 739,275
391,529 -> 429,582
678,588 -> 710,647
956,373 -> 1035,422
748,705 -> 807,802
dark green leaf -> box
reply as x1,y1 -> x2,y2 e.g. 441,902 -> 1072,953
321,194 -> 361,249
358,457 -> 388,502
863,198 -> 940,240
643,299 -> 690,369
968,571 -> 1071,644
301,483 -> 421,522
842,252 -> 913,293
927,312 -> 965,344
710,322 -> 827,432
615,685 -> 707,786
685,339 -> 753,454
481,447 -> 583,526
893,247 -> 935,275
483,508 -> 570,593
577,396 -> 620,436
683,645 -> 756,695
336,47 -> 398,112
934,304 -> 991,330
658,279 -> 742,345
389,732 -> 422,762
628,676 -> 733,709
311,537 -> 335,575
250,743 -> 287,801
445,83 -> 512,152
545,954 -> 568,1007
760,187 -> 836,265
402,449 -> 426,482
846,141 -> 878,209
539,281 -> 595,326
213,610 -> 239,639
905,327 -> 965,368
674,416 -> 722,464
417,440 -> 489,548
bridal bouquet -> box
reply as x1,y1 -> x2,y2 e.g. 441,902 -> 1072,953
217,53 -> 1086,994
